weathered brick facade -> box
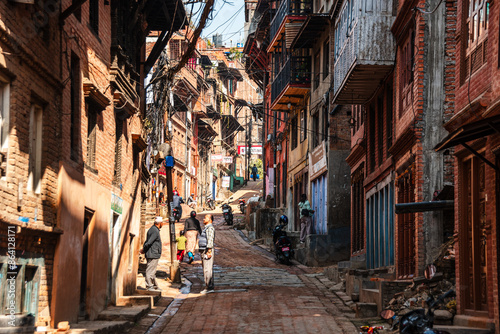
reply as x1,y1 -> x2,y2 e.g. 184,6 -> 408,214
0,1 -> 61,329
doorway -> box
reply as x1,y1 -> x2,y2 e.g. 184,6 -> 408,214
79,208 -> 93,320
461,157 -> 488,314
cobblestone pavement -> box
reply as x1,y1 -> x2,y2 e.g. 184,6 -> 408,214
140,216 -> 358,334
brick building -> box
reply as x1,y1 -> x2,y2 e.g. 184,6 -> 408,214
435,0 -> 499,330
333,0 -> 456,313
0,1 -> 63,330
0,0 -> 185,331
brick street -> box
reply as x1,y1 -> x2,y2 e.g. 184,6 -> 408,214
139,215 -> 358,334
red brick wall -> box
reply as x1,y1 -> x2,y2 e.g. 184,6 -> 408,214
0,1 -> 62,326
452,0 -> 499,329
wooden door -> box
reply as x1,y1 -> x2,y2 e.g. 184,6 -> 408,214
462,157 -> 488,314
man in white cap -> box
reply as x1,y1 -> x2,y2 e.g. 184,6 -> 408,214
140,216 -> 163,291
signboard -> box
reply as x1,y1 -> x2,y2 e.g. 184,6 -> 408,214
211,154 -> 223,162
111,193 -> 123,214
238,145 -> 263,155
309,142 -> 328,181
223,156 -> 233,164
236,43 -> 243,48
222,176 -> 231,188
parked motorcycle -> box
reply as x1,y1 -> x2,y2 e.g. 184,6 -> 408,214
221,197 -> 234,225
272,215 -> 294,265
206,197 -> 215,210
239,199 -> 246,214
173,206 -> 182,222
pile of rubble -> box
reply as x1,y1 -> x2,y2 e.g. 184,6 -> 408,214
386,275 -> 456,320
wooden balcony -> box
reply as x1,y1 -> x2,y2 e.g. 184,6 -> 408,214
268,0 -> 312,52
332,0 -> 396,104
271,56 -> 311,111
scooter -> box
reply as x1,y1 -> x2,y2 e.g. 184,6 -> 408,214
206,197 -> 215,210
221,197 -> 233,225
239,199 -> 246,214
173,207 -> 181,222
272,216 -> 294,265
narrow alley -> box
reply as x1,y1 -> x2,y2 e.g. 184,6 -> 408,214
132,213 -> 358,334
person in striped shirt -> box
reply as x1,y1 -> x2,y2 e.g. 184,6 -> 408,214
198,214 -> 215,294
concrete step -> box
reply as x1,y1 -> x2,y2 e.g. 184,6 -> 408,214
433,325 -> 493,334
97,305 -> 150,323
453,315 -> 496,331
68,320 -> 131,334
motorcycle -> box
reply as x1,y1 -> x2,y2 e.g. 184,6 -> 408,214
272,215 -> 294,265
206,197 -> 215,210
221,197 -> 234,225
239,199 -> 246,214
173,206 -> 181,222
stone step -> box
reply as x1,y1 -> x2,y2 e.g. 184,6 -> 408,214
97,305 -> 150,323
117,293 -> 161,308
354,302 -> 378,318
0,326 -> 36,334
68,320 -> 131,334
433,325 -> 493,334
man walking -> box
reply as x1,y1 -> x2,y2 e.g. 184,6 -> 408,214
251,164 -> 258,181
173,192 -> 184,221
184,211 -> 202,264
198,214 -> 215,294
298,194 -> 314,243
140,216 -> 163,291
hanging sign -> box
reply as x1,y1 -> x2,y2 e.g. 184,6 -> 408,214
222,176 -> 231,188
211,154 -> 223,162
223,156 -> 233,164
309,142 -> 328,181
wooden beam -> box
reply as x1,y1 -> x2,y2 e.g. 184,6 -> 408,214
60,0 -> 88,22
144,29 -> 169,74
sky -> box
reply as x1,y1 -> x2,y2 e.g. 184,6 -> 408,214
189,0 -> 246,48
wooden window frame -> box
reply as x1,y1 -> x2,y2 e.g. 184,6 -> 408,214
70,53 -> 81,162
85,102 -> 98,173
462,0 -> 489,82
399,28 -> 415,117
88,0 -> 99,35
323,39 -> 329,80
291,116 -> 298,149
28,104 -> 43,194
0,79 -> 10,178
351,166 -> 365,254
113,117 -> 123,186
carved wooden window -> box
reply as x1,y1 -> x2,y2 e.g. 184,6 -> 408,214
463,0 -> 489,81
86,102 -> 98,171
399,28 -> 415,117
300,109 -> 307,142
397,164 -> 416,278
113,118 -> 123,185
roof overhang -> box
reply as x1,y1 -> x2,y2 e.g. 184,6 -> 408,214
434,114 -> 500,151
221,114 -> 244,133
291,14 -> 330,49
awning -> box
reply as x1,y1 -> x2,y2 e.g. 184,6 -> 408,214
144,0 -> 186,31
197,119 -> 218,141
220,114 -> 244,133
395,201 -> 454,214
434,114 -> 500,151
291,14 -> 330,49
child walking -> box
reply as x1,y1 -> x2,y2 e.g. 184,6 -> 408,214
176,230 -> 187,262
